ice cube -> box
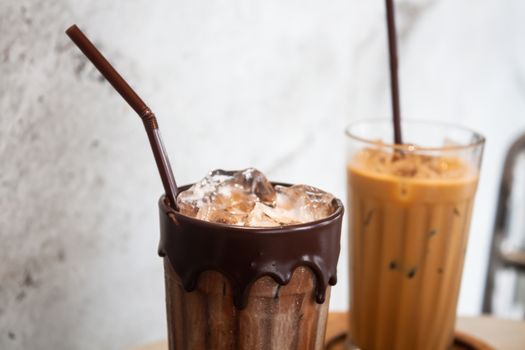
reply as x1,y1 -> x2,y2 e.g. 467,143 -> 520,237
246,185 -> 336,226
177,169 -> 335,226
273,185 -> 336,223
355,147 -> 470,179
245,202 -> 282,227
176,168 -> 276,225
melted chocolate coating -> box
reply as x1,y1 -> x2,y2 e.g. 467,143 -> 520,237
158,183 -> 344,310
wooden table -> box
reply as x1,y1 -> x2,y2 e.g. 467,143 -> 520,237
134,312 -> 525,350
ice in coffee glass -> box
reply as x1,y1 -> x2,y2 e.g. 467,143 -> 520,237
159,169 -> 344,350
346,120 -> 484,350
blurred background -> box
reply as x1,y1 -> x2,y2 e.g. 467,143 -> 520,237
1,0 -> 525,349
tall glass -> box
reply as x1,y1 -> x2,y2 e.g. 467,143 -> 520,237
158,185 -> 344,350
346,120 -> 484,350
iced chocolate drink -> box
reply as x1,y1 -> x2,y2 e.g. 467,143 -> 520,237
158,169 -> 344,350
346,120 -> 484,350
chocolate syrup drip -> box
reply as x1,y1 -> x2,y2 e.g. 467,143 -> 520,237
158,184 -> 344,310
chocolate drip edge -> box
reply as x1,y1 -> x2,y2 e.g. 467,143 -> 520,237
158,183 -> 344,310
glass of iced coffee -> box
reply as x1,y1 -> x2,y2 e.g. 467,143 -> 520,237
346,120 -> 484,350
158,169 -> 344,350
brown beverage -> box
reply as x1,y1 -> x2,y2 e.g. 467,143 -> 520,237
346,121 -> 484,350
164,263 -> 329,349
159,169 -> 344,350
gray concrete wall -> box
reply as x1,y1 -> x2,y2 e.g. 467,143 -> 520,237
1,0 -> 525,349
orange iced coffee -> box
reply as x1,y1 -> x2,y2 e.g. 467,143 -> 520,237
347,147 -> 480,350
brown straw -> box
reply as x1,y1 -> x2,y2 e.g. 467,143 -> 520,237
385,0 -> 403,145
65,24 -> 179,207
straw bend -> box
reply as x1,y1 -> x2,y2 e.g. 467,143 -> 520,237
65,24 -> 179,207
140,108 -> 159,130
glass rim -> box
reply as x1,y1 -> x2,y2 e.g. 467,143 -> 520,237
161,183 -> 345,232
345,119 -> 485,152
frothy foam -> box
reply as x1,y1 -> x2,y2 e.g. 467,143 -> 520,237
352,147 -> 473,180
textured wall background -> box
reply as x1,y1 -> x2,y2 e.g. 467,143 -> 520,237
1,0 -> 525,349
